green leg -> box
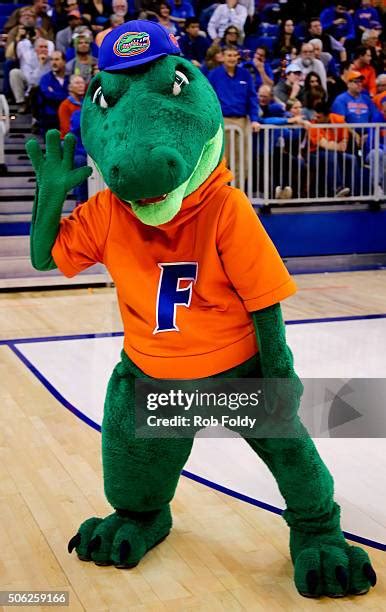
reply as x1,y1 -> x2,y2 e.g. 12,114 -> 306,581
246,419 -> 376,597
68,357 -> 193,568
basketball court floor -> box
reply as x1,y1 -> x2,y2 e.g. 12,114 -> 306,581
1,269 -> 385,610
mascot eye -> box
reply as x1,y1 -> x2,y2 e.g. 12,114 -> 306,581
92,85 -> 108,109
172,70 -> 189,96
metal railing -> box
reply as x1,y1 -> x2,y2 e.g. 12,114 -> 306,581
88,122 -> 386,206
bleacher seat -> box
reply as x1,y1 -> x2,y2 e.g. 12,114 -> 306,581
257,23 -> 279,38
243,35 -> 276,55
0,4 -> 25,17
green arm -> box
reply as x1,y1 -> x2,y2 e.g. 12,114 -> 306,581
252,303 -> 303,418
26,130 -> 92,271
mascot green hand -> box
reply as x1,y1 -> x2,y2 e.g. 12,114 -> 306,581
26,21 -> 376,598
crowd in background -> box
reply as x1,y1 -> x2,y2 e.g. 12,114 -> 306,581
0,0 -> 385,199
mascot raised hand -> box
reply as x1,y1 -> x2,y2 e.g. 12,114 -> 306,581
26,21 -> 376,598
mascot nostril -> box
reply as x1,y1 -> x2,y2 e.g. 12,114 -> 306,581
26,18 -> 377,598
150,146 -> 187,184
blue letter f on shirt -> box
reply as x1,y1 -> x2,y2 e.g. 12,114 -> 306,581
154,262 -> 198,333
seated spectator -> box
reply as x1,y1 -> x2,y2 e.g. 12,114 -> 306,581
366,98 -> 386,197
66,29 -> 97,85
0,95 -> 10,176
111,0 -> 130,20
331,70 -> 381,156
303,71 -> 327,120
10,36 -> 53,110
201,44 -> 224,77
274,19 -> 298,57
373,74 -> 386,111
55,10 -> 83,54
272,48 -> 299,84
320,1 -> 355,51
273,63 -> 304,106
58,73 -> 86,138
53,0 -> 81,32
38,50 -> 69,133
308,101 -> 356,197
286,98 -> 311,128
81,0 -> 109,26
207,0 -> 247,43
257,85 -> 285,121
95,14 -> 125,47
292,42 -> 327,93
153,2 -> 178,36
169,0 -> 195,29
69,108 -> 88,202
307,16 -> 346,62
354,0 -> 381,34
242,46 -> 274,90
361,29 -> 384,76
308,38 -> 339,79
221,26 -> 243,52
352,46 -> 377,97
179,18 -> 211,67
4,0 -> 54,41
208,45 -> 260,182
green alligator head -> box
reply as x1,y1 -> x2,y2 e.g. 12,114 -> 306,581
81,55 -> 224,226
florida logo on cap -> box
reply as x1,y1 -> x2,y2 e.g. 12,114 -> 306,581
113,31 -> 150,57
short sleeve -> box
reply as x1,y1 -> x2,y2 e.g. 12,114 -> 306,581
52,189 -> 112,277
217,189 -> 297,310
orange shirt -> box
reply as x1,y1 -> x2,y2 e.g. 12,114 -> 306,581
52,162 -> 296,378
355,64 -> 377,97
309,113 -> 348,152
373,91 -> 386,111
58,98 -> 80,139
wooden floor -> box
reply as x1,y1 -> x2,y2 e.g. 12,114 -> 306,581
1,270 -> 385,611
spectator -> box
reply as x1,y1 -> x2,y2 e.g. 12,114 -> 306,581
68,108 -> 88,202
66,29 -> 97,85
58,73 -> 86,137
238,0 -> 255,19
274,19 -> 298,57
169,0 -> 195,29
352,47 -> 377,97
332,70 -> 381,155
242,46 -> 274,90
309,101 -> 356,197
320,1 -> 355,51
55,10 -> 83,54
38,50 -> 69,132
367,98 -> 386,197
178,18 -> 211,67
53,0 -> 81,32
354,0 -> 381,34
207,0 -> 247,43
4,0 -> 54,40
111,0 -> 130,20
95,14 -> 125,47
303,71 -> 327,119
201,44 -> 224,76
307,16 -> 346,61
361,29 -> 384,75
154,2 -> 178,36
257,85 -> 285,120
286,98 -> 311,127
373,74 -> 386,110
10,36 -> 53,110
208,46 -> 260,182
308,38 -> 339,79
81,0 -> 109,26
0,95 -> 10,176
273,63 -> 304,106
292,42 -> 327,93
221,26 -> 243,52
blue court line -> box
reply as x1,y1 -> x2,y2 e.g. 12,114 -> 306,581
5,339 -> 386,553
1,312 -> 386,347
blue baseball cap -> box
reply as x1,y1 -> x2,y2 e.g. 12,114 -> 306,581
98,20 -> 181,71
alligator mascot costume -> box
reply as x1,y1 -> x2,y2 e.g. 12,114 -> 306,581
26,20 -> 376,598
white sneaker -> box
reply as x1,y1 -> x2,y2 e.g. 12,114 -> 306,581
336,186 -> 350,198
280,186 -> 293,199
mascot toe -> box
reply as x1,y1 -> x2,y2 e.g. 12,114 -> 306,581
26,20 -> 376,598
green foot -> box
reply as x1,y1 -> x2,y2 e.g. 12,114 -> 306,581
291,528 -> 377,598
68,506 -> 172,568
